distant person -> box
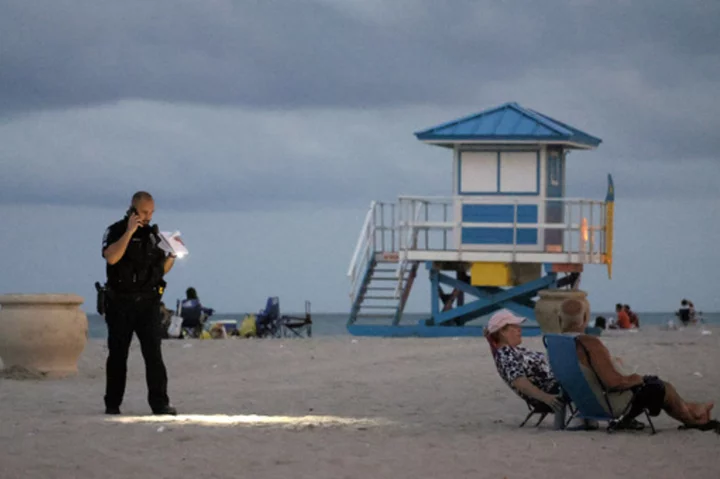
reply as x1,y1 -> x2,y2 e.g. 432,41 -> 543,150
181,287 -> 214,316
180,287 -> 214,337
624,305 -> 640,329
677,299 -> 691,327
688,301 -> 697,324
615,303 -> 631,329
594,316 -> 607,330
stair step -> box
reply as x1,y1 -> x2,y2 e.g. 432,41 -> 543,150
355,313 -> 396,318
373,268 -> 397,273
363,295 -> 398,300
360,305 -> 398,310
369,277 -> 400,282
363,287 -> 405,295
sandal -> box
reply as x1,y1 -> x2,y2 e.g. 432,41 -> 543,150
678,419 -> 720,433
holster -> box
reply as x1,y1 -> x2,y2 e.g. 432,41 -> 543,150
94,281 -> 107,315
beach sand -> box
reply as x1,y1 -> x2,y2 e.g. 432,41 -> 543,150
1,327 -> 719,479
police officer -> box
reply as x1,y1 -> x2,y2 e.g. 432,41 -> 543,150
101,191 -> 177,415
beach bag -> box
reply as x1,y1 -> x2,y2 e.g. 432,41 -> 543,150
167,315 -> 184,338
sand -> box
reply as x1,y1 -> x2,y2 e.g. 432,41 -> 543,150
1,326 -> 719,479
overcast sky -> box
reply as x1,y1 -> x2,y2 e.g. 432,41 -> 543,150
1,0 -> 719,316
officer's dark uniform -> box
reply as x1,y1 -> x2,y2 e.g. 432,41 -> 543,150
101,217 -> 172,414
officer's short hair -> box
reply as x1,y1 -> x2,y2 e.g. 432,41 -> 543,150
131,191 -> 153,205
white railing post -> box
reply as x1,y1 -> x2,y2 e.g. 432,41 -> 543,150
512,199 -> 518,262
424,201 -> 429,250
579,200 -> 585,263
390,202 -> 396,252
589,201 -> 595,263
457,196 -> 463,254
600,200 -> 604,262
443,202 -> 448,250
394,199 -> 412,297
566,200 -> 573,263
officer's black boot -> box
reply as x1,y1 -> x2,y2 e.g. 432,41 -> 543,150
152,405 -> 177,416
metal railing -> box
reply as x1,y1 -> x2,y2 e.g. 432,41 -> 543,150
347,201 -> 399,303
397,196 -> 453,252
347,201 -> 376,303
396,195 -> 608,263
347,195 -> 610,304
394,200 -> 428,298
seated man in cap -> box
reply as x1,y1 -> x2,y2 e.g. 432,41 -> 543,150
560,298 -> 716,429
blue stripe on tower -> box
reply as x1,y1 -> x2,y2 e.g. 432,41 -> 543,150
462,204 -> 538,223
461,228 -> 538,245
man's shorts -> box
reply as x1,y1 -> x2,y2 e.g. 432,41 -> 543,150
631,376 -> 666,416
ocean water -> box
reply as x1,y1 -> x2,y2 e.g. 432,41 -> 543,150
85,311 -> 719,339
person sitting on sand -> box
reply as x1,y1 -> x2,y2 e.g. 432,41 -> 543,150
688,301 -> 697,324
180,287 -> 215,337
624,305 -> 639,329
560,298 -> 716,430
677,299 -> 691,327
485,310 -> 566,416
594,316 -> 607,330
615,303 -> 632,329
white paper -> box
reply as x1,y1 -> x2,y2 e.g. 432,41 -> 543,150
157,231 -> 189,258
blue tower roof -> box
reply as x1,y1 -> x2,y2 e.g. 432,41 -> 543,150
415,102 -> 602,149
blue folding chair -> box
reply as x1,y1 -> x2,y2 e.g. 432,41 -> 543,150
543,334 -> 656,434
177,299 -> 205,338
256,297 -> 281,338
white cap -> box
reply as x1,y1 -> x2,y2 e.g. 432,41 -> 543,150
487,309 -> 526,334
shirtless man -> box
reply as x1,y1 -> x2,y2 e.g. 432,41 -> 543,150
560,298 -> 714,427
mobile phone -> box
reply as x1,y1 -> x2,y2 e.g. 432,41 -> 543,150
126,206 -> 138,217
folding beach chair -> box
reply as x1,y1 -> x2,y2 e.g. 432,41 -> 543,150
519,401 -> 555,428
255,297 -> 281,338
173,299 -> 206,338
277,300 -> 313,338
180,303 -> 203,337
543,334 -> 656,434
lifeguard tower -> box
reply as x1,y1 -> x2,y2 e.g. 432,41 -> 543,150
346,102 -> 614,337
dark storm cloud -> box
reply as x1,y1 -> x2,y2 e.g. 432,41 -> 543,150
1,0 -> 719,210
1,0 -> 718,112
0,102 -> 453,210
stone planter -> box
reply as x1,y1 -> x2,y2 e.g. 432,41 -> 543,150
0,294 -> 88,378
534,289 -> 590,334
